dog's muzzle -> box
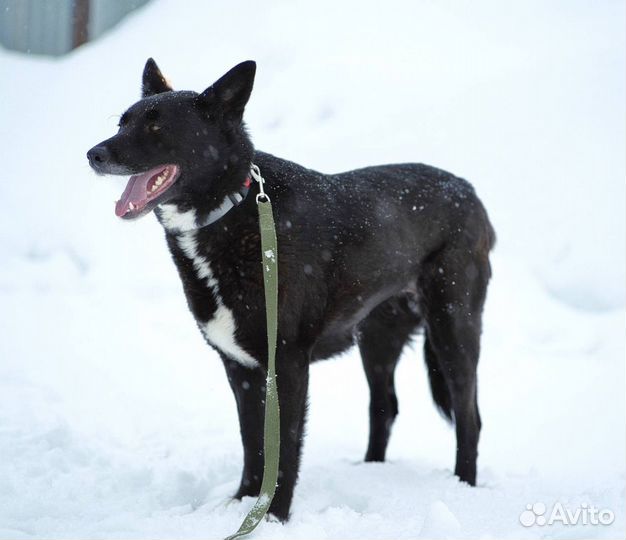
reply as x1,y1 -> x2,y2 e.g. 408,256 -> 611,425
86,145 -> 112,173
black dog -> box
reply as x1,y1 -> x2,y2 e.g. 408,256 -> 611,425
88,59 -> 495,521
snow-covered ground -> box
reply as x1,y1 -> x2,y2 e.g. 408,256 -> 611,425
0,0 -> 624,538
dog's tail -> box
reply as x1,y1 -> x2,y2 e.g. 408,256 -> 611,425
424,339 -> 453,422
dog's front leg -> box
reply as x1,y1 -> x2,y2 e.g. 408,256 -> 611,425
268,345 -> 310,522
222,356 -> 266,499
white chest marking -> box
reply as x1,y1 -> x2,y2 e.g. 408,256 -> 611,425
177,231 -> 258,368
158,204 -> 198,233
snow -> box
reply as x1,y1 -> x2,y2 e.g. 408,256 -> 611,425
0,0 -> 624,538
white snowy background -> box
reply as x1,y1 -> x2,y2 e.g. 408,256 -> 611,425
0,0 -> 624,538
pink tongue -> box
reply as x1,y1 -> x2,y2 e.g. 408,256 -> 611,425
115,166 -> 163,217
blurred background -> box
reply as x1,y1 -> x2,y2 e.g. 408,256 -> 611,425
0,0 -> 150,56
0,1 -> 624,538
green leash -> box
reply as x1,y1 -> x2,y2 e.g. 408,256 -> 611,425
225,165 -> 280,540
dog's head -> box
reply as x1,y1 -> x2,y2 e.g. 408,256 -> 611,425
87,59 -> 256,220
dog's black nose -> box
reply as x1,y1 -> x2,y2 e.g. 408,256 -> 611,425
87,145 -> 111,169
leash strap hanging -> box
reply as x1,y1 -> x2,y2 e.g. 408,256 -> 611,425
225,165 -> 280,540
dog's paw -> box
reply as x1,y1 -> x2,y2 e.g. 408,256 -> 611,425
266,513 -> 285,524
224,497 -> 240,508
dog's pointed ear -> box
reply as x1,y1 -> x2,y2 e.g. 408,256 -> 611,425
142,58 -> 172,98
197,61 -> 256,123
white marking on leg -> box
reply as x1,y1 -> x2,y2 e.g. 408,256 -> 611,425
176,231 -> 258,368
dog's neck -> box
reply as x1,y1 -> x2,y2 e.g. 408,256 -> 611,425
154,167 -> 254,235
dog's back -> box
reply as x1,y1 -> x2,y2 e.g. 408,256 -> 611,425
252,153 -> 495,348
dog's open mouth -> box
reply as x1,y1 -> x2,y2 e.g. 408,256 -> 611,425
115,164 -> 180,218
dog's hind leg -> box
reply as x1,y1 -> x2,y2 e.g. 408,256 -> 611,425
358,297 -> 420,462
418,247 -> 491,485
222,356 -> 266,499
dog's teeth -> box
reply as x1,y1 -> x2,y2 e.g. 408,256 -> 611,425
128,202 -> 135,210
